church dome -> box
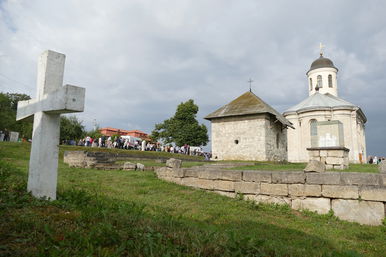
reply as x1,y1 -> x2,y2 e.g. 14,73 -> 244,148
308,55 -> 338,73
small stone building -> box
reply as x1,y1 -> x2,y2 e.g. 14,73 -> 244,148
205,91 -> 293,161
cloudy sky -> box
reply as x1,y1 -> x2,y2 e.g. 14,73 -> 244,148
1,0 -> 385,156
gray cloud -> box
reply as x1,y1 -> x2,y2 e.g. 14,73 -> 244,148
1,0 -> 385,156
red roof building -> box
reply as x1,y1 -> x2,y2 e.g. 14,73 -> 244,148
99,127 -> 148,139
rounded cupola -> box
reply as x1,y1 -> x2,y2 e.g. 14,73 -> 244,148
307,54 -> 339,97
307,55 -> 338,74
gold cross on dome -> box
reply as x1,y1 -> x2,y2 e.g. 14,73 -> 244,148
319,42 -> 325,56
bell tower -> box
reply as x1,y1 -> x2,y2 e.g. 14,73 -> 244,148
306,44 -> 339,97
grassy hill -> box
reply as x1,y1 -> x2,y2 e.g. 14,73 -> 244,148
0,142 -> 385,257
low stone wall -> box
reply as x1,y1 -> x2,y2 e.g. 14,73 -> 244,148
156,165 -> 386,226
63,151 -> 205,169
64,151 -> 119,169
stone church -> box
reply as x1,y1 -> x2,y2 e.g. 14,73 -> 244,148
205,91 -> 293,161
283,53 -> 367,163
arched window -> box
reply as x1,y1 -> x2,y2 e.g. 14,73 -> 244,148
310,119 -> 318,147
276,133 -> 280,149
328,74 -> 333,88
309,78 -> 312,91
317,75 -> 323,88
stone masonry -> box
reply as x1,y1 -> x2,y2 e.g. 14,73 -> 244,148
63,151 -> 204,170
210,115 -> 287,161
156,164 -> 386,226
307,147 -> 350,170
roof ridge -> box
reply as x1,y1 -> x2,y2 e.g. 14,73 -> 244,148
205,91 -> 293,127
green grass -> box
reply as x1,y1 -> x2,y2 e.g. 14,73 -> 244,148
1,142 -> 385,257
231,162 -> 378,173
60,145 -> 205,161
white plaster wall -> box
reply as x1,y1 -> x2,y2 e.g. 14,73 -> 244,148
307,67 -> 338,96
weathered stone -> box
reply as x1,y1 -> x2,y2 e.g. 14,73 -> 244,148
166,158 -> 182,169
213,180 -> 235,191
272,171 -> 305,184
381,174 -> 386,187
332,199 -> 385,226
184,169 -> 198,177
214,191 -> 236,198
198,170 -> 242,181
288,184 -> 321,197
243,171 -> 272,183
325,164 -> 333,170
260,183 -> 288,196
360,187 -> 386,201
310,150 -> 320,157
164,177 -> 183,184
292,198 -> 331,214
180,177 -> 200,188
378,161 -> 386,173
171,168 -> 185,178
326,157 -> 344,165
196,179 -> 216,190
306,172 -> 340,185
304,160 -> 325,173
154,166 -> 168,177
309,156 -> 320,162
123,162 -> 136,170
327,150 -> 345,157
320,150 -> 327,157
340,173 -> 380,186
234,182 -> 260,194
254,195 -> 291,205
322,185 -> 358,199
136,163 -> 145,171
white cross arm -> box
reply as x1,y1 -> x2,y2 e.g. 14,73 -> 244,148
16,85 -> 85,121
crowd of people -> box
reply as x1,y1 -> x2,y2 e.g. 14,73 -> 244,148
62,135 -> 210,158
0,129 -> 10,141
368,156 -> 385,164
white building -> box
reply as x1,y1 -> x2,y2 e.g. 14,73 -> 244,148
283,53 -> 367,163
205,91 -> 293,161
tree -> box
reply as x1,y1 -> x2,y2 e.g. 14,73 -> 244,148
151,99 -> 208,146
0,92 -> 33,139
60,115 -> 85,141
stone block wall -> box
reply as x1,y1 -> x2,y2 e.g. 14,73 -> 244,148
63,151 -> 118,169
63,151 -> 205,170
156,165 -> 386,226
265,121 -> 288,162
307,147 -> 349,170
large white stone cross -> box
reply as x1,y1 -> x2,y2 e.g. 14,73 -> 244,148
16,50 -> 85,200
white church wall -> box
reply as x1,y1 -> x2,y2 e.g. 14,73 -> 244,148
286,109 -> 365,164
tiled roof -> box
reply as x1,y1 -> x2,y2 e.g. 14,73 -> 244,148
283,92 -> 367,122
205,91 -> 293,128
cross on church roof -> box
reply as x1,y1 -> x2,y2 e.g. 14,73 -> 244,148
320,42 -> 325,56
248,78 -> 254,92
